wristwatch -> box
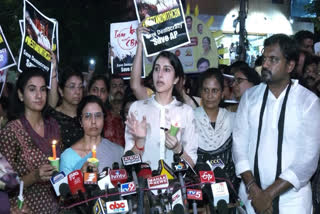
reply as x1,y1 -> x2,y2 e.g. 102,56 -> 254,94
177,145 -> 184,156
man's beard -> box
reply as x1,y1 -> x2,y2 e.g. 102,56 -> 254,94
261,68 -> 272,83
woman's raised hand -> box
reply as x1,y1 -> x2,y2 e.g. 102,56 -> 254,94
125,112 -> 147,139
136,23 -> 149,45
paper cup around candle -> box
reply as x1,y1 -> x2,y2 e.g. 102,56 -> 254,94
88,157 -> 99,168
48,157 -> 60,171
169,124 -> 179,136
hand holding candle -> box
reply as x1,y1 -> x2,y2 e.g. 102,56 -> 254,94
169,120 -> 180,136
88,145 -> 99,168
49,140 -> 59,171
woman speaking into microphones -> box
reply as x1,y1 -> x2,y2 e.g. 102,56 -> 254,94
124,50 -> 198,170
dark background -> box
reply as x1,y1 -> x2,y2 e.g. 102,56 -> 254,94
0,0 -> 137,74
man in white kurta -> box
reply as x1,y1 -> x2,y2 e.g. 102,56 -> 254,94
125,96 -> 198,170
233,34 -> 320,214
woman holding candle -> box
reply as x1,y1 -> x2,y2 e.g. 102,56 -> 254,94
194,69 -> 239,196
125,51 -> 198,170
60,95 -> 124,174
0,68 -> 60,213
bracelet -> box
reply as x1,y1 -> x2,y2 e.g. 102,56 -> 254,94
246,178 -> 256,193
135,142 -> 145,151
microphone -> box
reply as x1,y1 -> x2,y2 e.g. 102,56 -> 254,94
92,198 -> 107,214
106,200 -> 129,213
121,151 -> 142,188
157,159 -> 177,180
138,162 -> 152,179
84,166 -> 98,185
214,167 -> 246,212
50,171 -> 68,196
147,174 -> 169,195
187,189 -> 203,214
112,162 -> 120,170
172,155 -> 189,210
173,204 -> 184,214
211,181 -> 229,207
67,170 -> 85,196
109,169 -> 128,187
217,200 -> 228,214
171,186 -> 184,214
98,167 -> 115,190
206,158 -> 225,171
195,163 -> 215,213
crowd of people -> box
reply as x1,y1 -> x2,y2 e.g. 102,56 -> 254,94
0,27 -> 319,214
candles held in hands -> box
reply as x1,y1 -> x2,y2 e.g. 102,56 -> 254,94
88,145 -> 99,168
49,140 -> 60,171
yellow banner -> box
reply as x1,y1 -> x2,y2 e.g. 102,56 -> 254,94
25,36 -> 51,61
144,8 -> 180,27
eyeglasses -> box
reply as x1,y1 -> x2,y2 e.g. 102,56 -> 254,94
65,84 -> 84,91
261,56 -> 281,65
82,112 -> 104,120
233,77 -> 248,85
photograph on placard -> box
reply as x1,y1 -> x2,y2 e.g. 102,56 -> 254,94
18,0 -> 56,88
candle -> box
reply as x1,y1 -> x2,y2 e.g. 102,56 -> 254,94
92,145 -> 96,159
52,140 -> 57,160
169,120 -> 180,136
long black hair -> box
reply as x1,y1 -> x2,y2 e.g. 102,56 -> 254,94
8,68 -> 49,121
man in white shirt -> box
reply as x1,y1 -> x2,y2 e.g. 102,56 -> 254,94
233,34 -> 320,214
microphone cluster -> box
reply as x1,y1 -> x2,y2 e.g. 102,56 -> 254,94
52,153 -> 246,214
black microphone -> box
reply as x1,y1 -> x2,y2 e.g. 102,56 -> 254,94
173,204 -> 185,214
137,176 -> 145,214
121,151 -> 142,186
112,162 -> 120,170
50,171 -> 68,196
195,162 -> 215,214
172,155 -> 189,212
213,167 -> 246,212
217,200 -> 228,214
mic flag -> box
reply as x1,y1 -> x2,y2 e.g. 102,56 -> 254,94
206,158 -> 225,171
199,171 -> 216,183
110,169 -> 128,187
67,170 -> 85,195
50,171 -> 68,196
158,159 -> 177,180
106,200 -> 129,213
120,181 -> 136,196
186,189 -> 203,200
147,174 -> 169,195
93,198 -> 107,214
211,181 -> 229,206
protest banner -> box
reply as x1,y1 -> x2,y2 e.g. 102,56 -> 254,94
133,0 -> 190,57
0,26 -> 17,71
18,0 -> 56,87
110,20 -> 143,79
